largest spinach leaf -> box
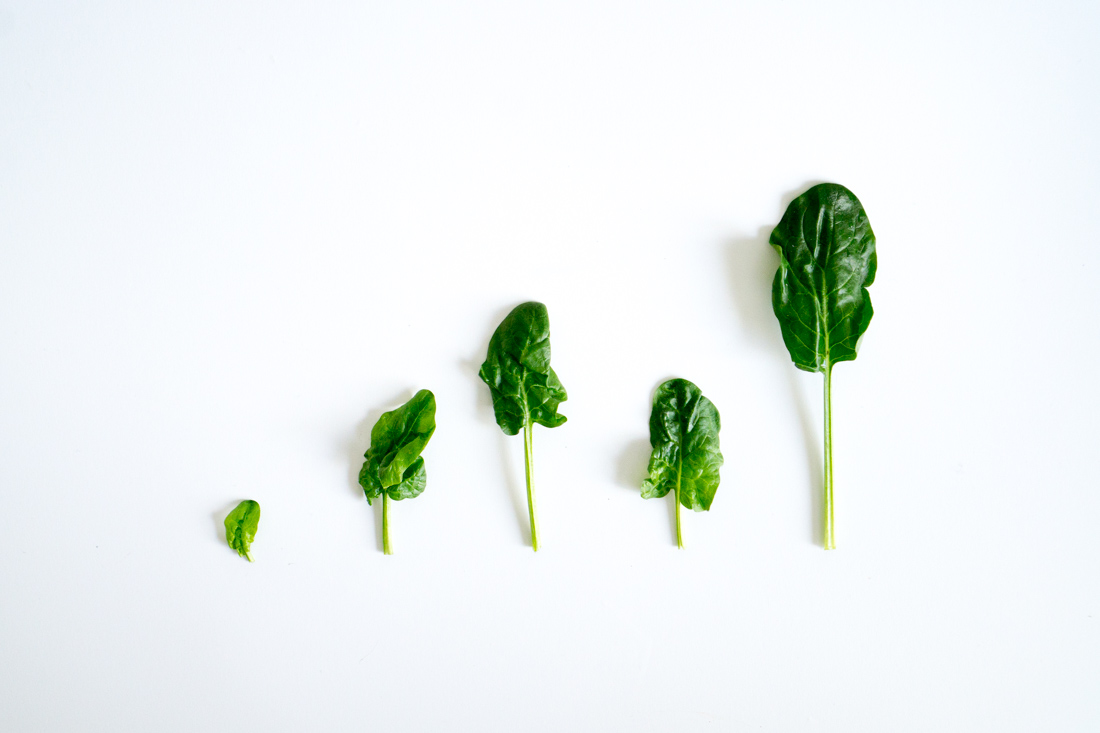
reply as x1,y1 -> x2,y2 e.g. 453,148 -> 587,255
770,182 -> 876,549
641,378 -> 723,548
359,389 -> 436,555
478,301 -> 567,551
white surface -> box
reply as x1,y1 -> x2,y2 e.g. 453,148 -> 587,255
2,2 -> 1098,731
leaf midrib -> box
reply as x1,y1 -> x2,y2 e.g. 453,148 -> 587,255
379,402 -> 429,469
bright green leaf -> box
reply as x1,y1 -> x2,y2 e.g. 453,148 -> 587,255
358,390 -> 436,555
363,389 -> 437,490
224,499 -> 260,562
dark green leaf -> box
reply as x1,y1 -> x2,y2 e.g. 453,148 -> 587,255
478,302 -> 567,436
359,390 -> 436,503
224,499 -> 260,562
641,379 -> 723,511
770,183 -> 877,372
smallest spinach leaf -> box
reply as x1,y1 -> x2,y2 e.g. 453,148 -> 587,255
641,379 -> 722,547
224,500 -> 261,562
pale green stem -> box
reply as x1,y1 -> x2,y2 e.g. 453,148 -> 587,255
523,418 -> 539,552
823,363 -> 835,550
675,453 -> 684,549
382,492 -> 393,555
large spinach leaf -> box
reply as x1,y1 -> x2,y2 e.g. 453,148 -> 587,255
641,378 -> 723,548
359,389 -> 436,555
224,499 -> 261,562
478,302 -> 567,436
478,301 -> 567,551
770,182 -> 876,549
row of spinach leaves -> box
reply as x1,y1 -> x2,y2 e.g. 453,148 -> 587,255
224,182 -> 877,559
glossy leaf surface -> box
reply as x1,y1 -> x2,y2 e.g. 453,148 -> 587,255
359,455 -> 427,505
641,379 -> 723,511
359,389 -> 436,504
224,499 -> 260,561
770,183 -> 877,372
478,302 -> 567,435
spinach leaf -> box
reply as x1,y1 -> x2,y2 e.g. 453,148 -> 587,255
641,379 -> 723,548
224,499 -> 261,562
770,182 -> 877,550
478,301 -> 567,551
358,389 -> 436,555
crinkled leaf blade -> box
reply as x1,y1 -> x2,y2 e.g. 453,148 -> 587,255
224,499 -> 261,561
365,389 -> 437,488
478,301 -> 567,435
641,379 -> 723,511
359,454 -> 384,505
386,457 -> 427,501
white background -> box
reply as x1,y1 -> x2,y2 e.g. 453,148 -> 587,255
2,2 -> 1098,731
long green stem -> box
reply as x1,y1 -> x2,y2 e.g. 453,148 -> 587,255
382,492 -> 393,555
675,454 -> 684,549
523,418 -> 539,552
823,363 -> 835,550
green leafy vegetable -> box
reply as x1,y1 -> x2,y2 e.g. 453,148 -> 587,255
224,500 -> 261,562
641,378 -> 723,548
359,389 -> 437,555
769,182 -> 877,550
478,301 -> 567,551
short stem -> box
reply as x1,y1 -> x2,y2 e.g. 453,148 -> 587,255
523,419 -> 539,552
823,363 -> 835,550
382,492 -> 393,555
